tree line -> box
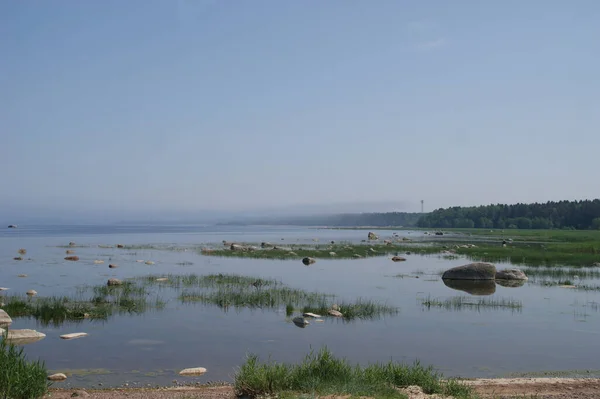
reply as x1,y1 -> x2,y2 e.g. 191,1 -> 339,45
416,200 -> 600,230
219,212 -> 423,227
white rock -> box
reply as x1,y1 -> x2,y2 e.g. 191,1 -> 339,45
328,310 -> 343,317
179,367 -> 207,376
302,312 -> 322,318
136,260 -> 144,263
60,332 -> 88,340
27,290 -> 38,296
0,287 -> 9,291
48,373 -> 67,381
145,261 -> 155,265
94,260 -> 104,264
5,329 -> 46,345
155,278 -> 168,282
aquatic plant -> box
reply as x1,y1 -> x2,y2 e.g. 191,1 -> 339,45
421,295 -> 522,311
0,337 -> 49,399
234,347 -> 475,398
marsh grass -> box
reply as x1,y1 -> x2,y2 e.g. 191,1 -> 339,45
2,281 -> 165,326
421,295 -> 522,312
0,337 -> 49,399
234,347 -> 475,399
200,243 -> 441,260
523,267 -> 600,280
172,274 -> 397,320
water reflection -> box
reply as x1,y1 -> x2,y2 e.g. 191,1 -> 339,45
495,279 -> 527,288
442,279 -> 496,296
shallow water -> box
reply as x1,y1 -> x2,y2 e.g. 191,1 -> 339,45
1,225 -> 600,388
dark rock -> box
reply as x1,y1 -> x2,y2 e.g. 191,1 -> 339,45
302,257 -> 316,265
391,256 -> 406,262
64,256 -> 80,261
367,232 -> 378,240
109,264 -> 118,268
442,262 -> 496,280
292,317 -> 309,327
443,279 -> 496,295
116,244 -> 125,248
107,278 -> 123,286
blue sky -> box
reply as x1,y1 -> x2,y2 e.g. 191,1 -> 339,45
2,0 -> 599,217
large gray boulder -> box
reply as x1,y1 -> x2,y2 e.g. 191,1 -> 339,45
5,329 -> 46,345
496,268 -> 528,281
442,262 -> 496,280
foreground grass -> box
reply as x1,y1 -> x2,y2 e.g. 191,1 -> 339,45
234,347 -> 475,399
0,337 -> 49,399
2,282 -> 165,326
421,295 -> 523,312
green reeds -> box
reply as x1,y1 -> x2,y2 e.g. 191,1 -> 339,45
0,337 -> 49,399
234,347 -> 475,398
421,295 -> 522,311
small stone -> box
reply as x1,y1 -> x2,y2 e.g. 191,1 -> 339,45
18,274 -> 27,278
0,287 -> 9,291
69,242 -> 76,246
293,316 -> 309,327
179,367 -> 207,376
109,264 -> 118,268
65,256 -> 80,261
13,257 -> 23,261
116,244 -> 125,248
391,256 -> 407,262
107,278 -> 123,286
352,254 -> 362,258
93,260 -> 104,264
26,290 -> 37,296
17,248 -> 27,255
136,260 -> 144,263
302,257 -> 316,265
66,250 -> 75,254
60,332 -> 88,340
303,312 -> 322,318
328,309 -> 343,317
71,390 -> 90,397
155,278 -> 168,282
145,261 -> 155,265
48,373 -> 68,381
331,304 -> 340,311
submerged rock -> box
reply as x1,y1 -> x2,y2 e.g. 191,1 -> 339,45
5,329 -> 46,345
60,332 -> 88,340
48,373 -> 67,381
0,309 -> 12,327
302,257 -> 316,265
64,256 -> 80,261
107,278 -> 123,286
495,268 -> 528,281
179,367 -> 207,376
443,279 -> 496,296
66,250 -> 75,254
145,261 -> 155,265
391,256 -> 406,262
442,262 -> 496,280
93,260 -> 104,264
293,316 -> 309,327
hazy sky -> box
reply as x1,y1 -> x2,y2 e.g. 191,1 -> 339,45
2,0 -> 599,215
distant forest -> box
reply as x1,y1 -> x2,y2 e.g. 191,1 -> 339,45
219,212 -> 424,227
417,200 -> 600,230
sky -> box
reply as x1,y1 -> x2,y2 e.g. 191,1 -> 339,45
2,0 -> 600,220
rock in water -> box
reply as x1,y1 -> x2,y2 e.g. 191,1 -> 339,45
109,264 -> 118,268
66,250 -> 75,254
367,232 -> 378,240
0,309 -> 12,327
328,310 -> 343,317
495,279 -> 526,288
107,278 -> 123,286
303,312 -> 322,318
145,261 -> 155,265
496,268 -> 528,280
48,373 -> 67,381
442,262 -> 496,280
64,256 -> 80,261
391,256 -> 406,262
443,279 -> 496,296
6,329 -> 46,345
179,367 -> 207,376
302,257 -> 316,265
293,316 -> 309,327
26,290 -> 37,296
93,260 -> 104,264
60,332 -> 88,340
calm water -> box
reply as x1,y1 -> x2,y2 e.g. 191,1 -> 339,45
1,225 -> 600,388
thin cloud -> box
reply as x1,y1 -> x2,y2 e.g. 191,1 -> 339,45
416,38 -> 447,50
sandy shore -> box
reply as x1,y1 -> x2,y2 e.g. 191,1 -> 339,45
47,378 -> 600,399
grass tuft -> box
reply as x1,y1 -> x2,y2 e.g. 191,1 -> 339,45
234,347 -> 475,398
421,295 -> 522,312
0,336 -> 50,399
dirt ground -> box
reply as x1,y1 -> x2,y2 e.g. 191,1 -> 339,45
47,378 -> 600,399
